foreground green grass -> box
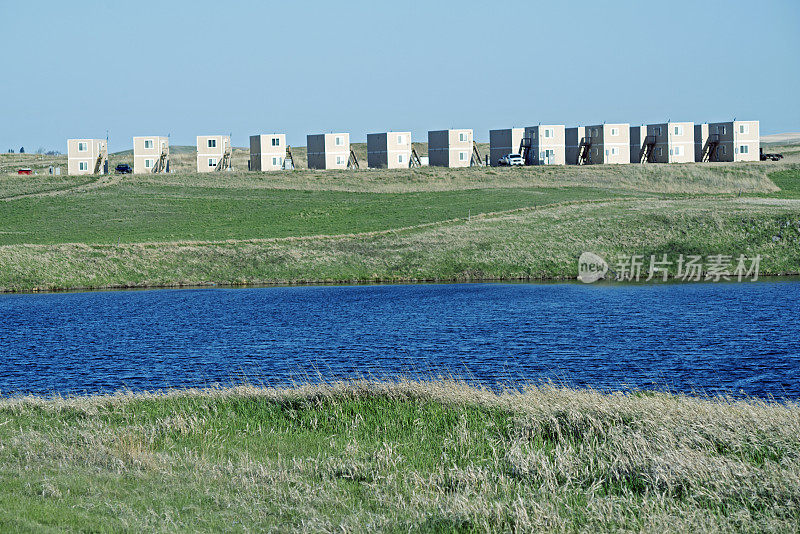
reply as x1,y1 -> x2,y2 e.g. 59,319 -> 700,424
0,381 -> 797,532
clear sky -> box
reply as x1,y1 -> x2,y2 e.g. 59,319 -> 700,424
1,0 -> 798,152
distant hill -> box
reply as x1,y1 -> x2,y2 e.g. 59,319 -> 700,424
762,133 -> 800,147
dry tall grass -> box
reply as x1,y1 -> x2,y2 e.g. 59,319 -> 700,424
1,380 -> 797,532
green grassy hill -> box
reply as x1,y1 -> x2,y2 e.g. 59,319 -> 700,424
0,159 -> 798,291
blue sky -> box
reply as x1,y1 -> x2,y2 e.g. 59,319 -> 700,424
1,0 -> 798,152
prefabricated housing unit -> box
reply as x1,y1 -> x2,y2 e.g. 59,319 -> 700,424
489,128 -> 524,167
524,125 -> 565,165
645,122 -> 695,163
196,135 -> 231,173
67,139 -> 108,175
367,131 -> 411,169
632,123 -> 695,163
133,136 -> 169,174
307,133 -> 350,170
250,134 -> 287,171
565,127 -> 587,165
705,121 -> 760,162
581,124 -> 630,164
428,129 -> 473,168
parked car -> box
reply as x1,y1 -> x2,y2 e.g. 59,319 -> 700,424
17,168 -> 32,175
759,148 -> 784,162
498,154 -> 524,166
115,163 -> 133,174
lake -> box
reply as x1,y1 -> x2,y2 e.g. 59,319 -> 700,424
1,281 -> 798,398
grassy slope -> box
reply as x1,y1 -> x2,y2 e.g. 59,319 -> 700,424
0,163 -> 798,291
0,382 -> 797,532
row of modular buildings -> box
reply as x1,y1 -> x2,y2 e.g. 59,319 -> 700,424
64,120 -> 759,175
489,120 -> 760,166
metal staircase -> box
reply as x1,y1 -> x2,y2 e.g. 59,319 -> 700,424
577,137 -> 591,165
214,146 -> 233,172
283,146 -> 296,170
93,152 -> 104,174
702,134 -> 720,162
347,148 -> 360,170
470,141 -> 484,166
409,147 -> 422,168
152,149 -> 169,173
639,135 -> 657,163
519,137 -> 531,164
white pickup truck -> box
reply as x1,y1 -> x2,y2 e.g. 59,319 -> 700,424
498,154 -> 524,166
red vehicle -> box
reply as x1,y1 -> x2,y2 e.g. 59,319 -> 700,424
17,168 -> 32,175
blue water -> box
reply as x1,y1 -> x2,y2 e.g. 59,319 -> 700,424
0,282 -> 799,398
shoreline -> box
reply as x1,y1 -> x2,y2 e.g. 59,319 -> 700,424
4,271 -> 800,295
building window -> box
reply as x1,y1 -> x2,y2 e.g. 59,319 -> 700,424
739,124 -> 749,134
674,146 -> 683,156
272,156 -> 283,166
592,128 -> 598,137
79,161 -> 88,171
655,127 -> 662,136
397,134 -> 405,144
78,142 -> 87,152
611,128 -> 618,136
144,139 -> 154,149
335,136 -> 343,146
611,147 -> 618,155
208,158 -> 217,167
544,129 -> 552,138
739,145 -> 749,154
459,151 -> 467,161
720,126 -> 726,135
398,154 -> 404,164
336,155 -> 345,165
145,159 -> 153,168
459,132 -> 468,142
674,126 -> 683,136
720,146 -> 727,155
271,137 -> 280,146
657,147 -> 663,156
208,139 -> 217,148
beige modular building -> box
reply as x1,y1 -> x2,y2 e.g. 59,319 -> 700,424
578,124 -> 630,164
702,121 -> 760,162
428,129 -> 473,167
67,138 -> 108,175
694,123 -> 710,162
565,127 -> 587,165
250,134 -> 287,171
489,128 -> 524,167
196,135 -> 232,172
367,131 -> 412,169
524,125 -> 566,165
631,123 -> 695,163
307,133 -> 350,170
133,136 -> 169,174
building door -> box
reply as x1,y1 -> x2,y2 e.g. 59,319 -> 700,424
545,149 -> 554,164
